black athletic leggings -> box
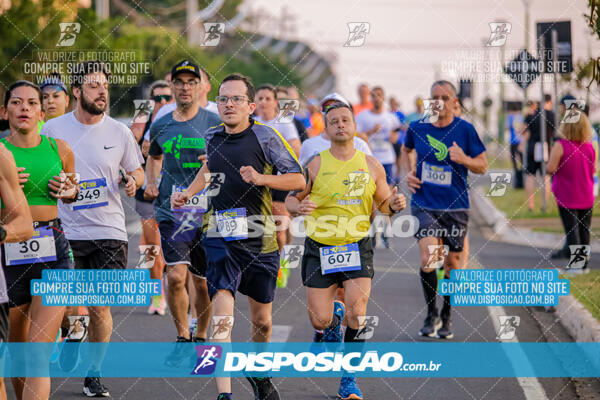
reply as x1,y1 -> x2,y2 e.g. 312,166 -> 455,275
557,206 -> 592,250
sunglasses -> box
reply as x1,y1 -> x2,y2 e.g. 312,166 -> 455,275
153,94 -> 172,103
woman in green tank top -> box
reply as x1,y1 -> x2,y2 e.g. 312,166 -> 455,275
0,81 -> 78,400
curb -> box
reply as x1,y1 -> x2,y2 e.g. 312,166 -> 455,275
556,294 -> 600,342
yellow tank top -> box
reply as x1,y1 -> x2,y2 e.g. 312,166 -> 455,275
306,149 -> 376,246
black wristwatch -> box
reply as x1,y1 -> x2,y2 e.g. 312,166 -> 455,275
0,225 -> 6,243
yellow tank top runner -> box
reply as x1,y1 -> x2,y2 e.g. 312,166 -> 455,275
306,149 -> 376,246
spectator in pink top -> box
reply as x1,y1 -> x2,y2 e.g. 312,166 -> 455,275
547,111 -> 596,267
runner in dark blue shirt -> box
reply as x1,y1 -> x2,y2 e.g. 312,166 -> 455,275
402,80 -> 487,340
171,73 -> 303,400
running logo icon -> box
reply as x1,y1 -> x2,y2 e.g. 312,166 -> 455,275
171,212 -> 201,241
496,316 -> 520,340
567,245 -> 590,269
426,245 -> 448,271
342,171 -> 369,197
561,100 -> 586,124
56,172 -> 80,199
281,245 -> 303,269
57,23 -> 80,47
488,173 -> 511,197
132,100 -> 155,124
191,345 -> 222,375
486,22 -> 511,47
276,100 -> 300,123
422,100 -> 444,123
210,316 -> 234,340
344,22 -> 370,47
136,245 -> 160,269
202,23 -> 224,47
205,173 -> 225,197
356,316 -> 379,340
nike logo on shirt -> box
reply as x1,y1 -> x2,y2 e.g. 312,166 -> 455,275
104,145 -> 116,150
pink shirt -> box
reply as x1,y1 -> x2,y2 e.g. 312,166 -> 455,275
551,138 -> 595,209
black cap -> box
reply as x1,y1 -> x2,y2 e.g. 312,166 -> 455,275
171,60 -> 201,80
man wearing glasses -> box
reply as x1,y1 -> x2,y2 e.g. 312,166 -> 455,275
401,80 -> 487,340
146,66 -> 218,133
145,61 -> 220,360
172,73 -> 304,400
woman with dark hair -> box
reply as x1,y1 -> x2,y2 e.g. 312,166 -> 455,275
0,80 -> 79,400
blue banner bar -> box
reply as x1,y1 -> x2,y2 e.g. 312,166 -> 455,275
1,342 -> 598,377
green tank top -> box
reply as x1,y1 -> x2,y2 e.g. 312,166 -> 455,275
0,135 -> 63,207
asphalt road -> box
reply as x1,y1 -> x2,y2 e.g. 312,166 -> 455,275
8,189 -> 599,400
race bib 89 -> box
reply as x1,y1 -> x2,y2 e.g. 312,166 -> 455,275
216,208 -> 248,241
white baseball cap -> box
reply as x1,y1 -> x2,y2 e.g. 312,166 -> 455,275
320,92 -> 350,111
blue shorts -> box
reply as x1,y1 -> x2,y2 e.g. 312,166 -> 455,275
412,207 -> 468,252
158,220 -> 206,277
203,238 -> 279,304
382,163 -> 394,184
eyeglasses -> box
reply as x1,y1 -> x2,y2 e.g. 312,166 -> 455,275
173,80 -> 199,89
215,95 -> 248,106
153,94 -> 172,103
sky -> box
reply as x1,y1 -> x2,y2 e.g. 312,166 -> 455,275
245,0 -> 599,123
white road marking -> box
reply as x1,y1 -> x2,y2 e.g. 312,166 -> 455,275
271,325 -> 293,342
487,305 -> 548,400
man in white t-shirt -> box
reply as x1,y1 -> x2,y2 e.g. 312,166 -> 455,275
253,84 -> 301,288
254,84 -> 301,155
356,86 -> 401,185
300,132 -> 372,166
42,61 -> 144,398
299,93 -> 372,165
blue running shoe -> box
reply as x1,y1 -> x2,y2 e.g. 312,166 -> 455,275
323,301 -> 345,343
338,376 -> 362,400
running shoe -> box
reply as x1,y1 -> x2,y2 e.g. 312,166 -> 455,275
59,316 -> 89,372
246,377 -> 280,400
164,336 -> 193,367
419,312 -> 441,338
338,376 -> 363,400
323,301 -> 345,342
148,295 -> 166,316
437,317 -> 454,339
217,394 -> 232,400
83,376 -> 109,397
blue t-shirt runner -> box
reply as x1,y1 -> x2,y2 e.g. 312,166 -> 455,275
404,116 -> 486,211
